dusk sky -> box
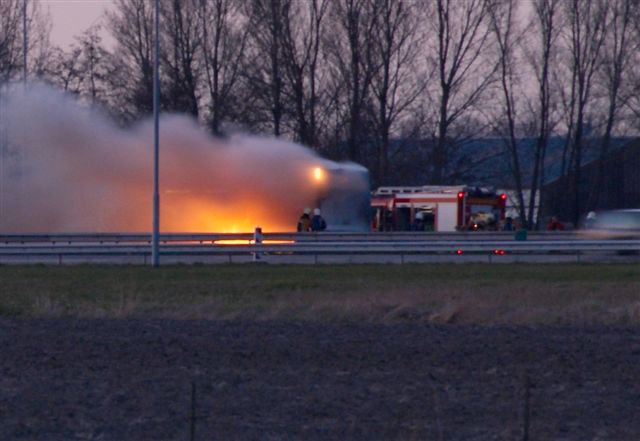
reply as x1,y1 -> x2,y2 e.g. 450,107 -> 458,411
43,0 -> 113,48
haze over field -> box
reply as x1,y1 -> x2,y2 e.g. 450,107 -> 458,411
0,84 -> 359,233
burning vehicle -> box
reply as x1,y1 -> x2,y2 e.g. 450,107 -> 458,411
0,84 -> 370,234
310,163 -> 371,232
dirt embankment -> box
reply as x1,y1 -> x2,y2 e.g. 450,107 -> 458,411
1,319 -> 640,440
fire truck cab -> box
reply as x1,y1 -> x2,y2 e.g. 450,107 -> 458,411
371,185 -> 507,232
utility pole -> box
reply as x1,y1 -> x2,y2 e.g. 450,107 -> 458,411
23,0 -> 28,84
151,0 -> 160,267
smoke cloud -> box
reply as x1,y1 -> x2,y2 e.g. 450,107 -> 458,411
0,84 -> 367,233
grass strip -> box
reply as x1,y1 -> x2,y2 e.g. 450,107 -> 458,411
0,263 -> 638,324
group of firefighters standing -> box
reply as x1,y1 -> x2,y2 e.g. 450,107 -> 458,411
297,208 -> 327,232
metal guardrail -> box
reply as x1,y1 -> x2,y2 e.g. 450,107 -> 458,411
0,239 -> 638,264
0,231 -> 578,244
1,240 -> 638,253
1,233 -> 637,264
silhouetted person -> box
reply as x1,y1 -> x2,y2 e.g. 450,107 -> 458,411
503,217 -> 514,231
311,208 -> 327,232
585,211 -> 597,229
297,208 -> 311,232
547,216 -> 564,231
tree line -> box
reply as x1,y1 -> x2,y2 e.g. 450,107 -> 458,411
2,0 -> 640,228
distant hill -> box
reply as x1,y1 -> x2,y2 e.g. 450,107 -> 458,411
381,136 -> 635,188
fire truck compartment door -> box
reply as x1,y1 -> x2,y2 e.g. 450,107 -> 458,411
436,203 -> 457,231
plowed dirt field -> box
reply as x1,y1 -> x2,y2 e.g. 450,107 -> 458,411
2,319 -> 639,440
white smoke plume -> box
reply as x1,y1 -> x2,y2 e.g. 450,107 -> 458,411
0,84 -> 367,233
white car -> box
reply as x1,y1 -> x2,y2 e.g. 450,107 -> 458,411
581,209 -> 640,239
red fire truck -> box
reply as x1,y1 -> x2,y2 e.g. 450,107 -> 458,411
371,185 -> 507,232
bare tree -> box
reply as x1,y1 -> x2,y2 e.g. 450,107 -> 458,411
428,0 -> 497,184
522,0 -> 562,228
75,27 -> 111,105
47,46 -> 83,93
489,0 -> 528,223
0,0 -> 26,83
279,0 -> 329,148
625,7 -> 640,124
325,0 -> 380,164
0,0 -> 50,83
589,0 -> 635,209
562,0 -> 608,224
46,27 -> 110,104
369,0 -> 423,185
242,0 -> 290,136
106,0 -> 155,119
162,0 -> 201,117
197,0 -> 248,134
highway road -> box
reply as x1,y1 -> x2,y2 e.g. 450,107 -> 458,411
0,232 -> 638,264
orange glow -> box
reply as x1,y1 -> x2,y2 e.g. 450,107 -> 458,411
214,239 -> 296,245
158,192 -> 309,233
313,167 -> 324,182
214,239 -> 252,245
0,85 -> 329,233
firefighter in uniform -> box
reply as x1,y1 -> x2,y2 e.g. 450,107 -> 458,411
297,208 -> 312,232
311,208 -> 327,232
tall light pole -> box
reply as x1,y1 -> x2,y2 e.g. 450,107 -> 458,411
151,0 -> 160,266
23,0 -> 27,84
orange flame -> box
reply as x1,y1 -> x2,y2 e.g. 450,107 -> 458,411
214,239 -> 295,245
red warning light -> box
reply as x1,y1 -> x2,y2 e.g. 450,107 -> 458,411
456,249 -> 464,255
500,193 -> 507,200
457,192 -> 465,199
493,249 -> 506,255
